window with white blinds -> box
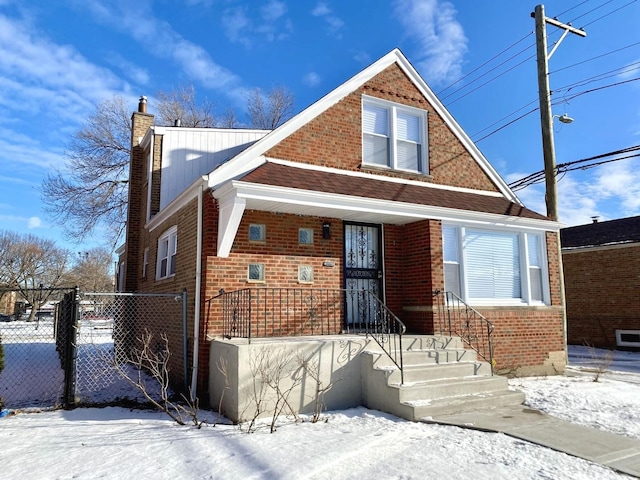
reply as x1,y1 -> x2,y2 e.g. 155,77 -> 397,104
156,226 -> 177,280
442,225 -> 549,305
362,98 -> 427,173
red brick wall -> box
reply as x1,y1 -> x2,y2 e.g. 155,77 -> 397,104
563,244 -> 640,348
265,63 -> 500,192
201,209 -> 345,338
124,111 -> 154,292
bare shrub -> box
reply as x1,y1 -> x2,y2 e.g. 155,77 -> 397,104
112,328 -> 202,427
240,347 -> 302,433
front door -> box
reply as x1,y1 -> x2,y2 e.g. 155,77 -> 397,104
343,222 -> 383,328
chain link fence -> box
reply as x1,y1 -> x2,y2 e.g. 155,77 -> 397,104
0,288 -> 187,410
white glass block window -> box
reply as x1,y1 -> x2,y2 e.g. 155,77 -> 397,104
156,227 -> 177,280
248,263 -> 265,282
299,228 -> 313,245
298,265 -> 314,283
362,97 -> 427,173
249,224 -> 266,242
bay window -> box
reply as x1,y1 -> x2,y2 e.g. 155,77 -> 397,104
443,225 -> 548,305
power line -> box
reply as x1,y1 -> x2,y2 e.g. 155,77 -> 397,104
580,0 -> 638,27
472,74 -> 640,143
550,41 -> 640,75
556,0 -> 592,18
508,145 -> 640,190
436,32 -> 534,96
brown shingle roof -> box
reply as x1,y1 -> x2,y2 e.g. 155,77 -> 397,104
239,162 -> 548,221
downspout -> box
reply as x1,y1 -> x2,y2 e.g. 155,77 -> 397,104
190,179 -> 205,401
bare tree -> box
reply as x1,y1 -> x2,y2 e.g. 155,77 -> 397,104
0,231 -> 21,286
41,84 -> 294,246
2,232 -> 70,321
42,96 -> 132,246
154,85 -> 220,128
247,85 -> 295,129
66,247 -> 114,292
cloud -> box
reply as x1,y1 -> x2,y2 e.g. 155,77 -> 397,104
105,52 -> 150,85
311,1 -> 344,38
28,216 -> 42,229
222,7 -> 253,48
303,72 -> 321,87
0,13 -> 127,124
513,157 -> 640,226
75,2 -> 241,92
393,0 -> 467,86
261,0 -> 287,22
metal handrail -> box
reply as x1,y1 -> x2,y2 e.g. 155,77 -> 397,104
211,287 -> 406,383
433,290 -> 494,374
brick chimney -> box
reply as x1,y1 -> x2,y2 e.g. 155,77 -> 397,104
123,96 -> 154,292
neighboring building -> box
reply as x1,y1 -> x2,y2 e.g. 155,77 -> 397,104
121,49 -> 565,415
561,216 -> 640,350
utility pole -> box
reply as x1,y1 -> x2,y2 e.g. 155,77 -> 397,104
533,4 -> 586,221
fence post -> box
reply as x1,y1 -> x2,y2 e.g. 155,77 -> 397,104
63,287 -> 80,409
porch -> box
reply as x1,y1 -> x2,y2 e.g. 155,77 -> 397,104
207,288 -> 516,423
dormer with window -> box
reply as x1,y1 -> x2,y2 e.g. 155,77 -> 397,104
362,96 -> 428,174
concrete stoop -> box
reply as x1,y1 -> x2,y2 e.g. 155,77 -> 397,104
362,335 -> 525,422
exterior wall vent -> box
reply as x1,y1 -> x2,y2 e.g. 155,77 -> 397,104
615,330 -> 640,348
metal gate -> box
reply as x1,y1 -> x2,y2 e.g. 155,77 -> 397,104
343,222 -> 383,328
0,288 -> 187,410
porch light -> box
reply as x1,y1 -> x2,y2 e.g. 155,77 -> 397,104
322,222 -> 331,239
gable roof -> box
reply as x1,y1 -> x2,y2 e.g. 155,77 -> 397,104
207,48 -> 520,204
239,161 -> 545,221
561,215 -> 640,249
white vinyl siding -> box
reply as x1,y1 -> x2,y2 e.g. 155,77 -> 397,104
362,97 -> 427,173
442,225 -> 549,305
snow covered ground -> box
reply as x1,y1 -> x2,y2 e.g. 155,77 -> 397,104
1,346 -> 639,479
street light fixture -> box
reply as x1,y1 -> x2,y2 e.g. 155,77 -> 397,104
554,113 -> 574,124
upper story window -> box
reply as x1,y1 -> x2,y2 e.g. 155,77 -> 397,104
443,225 -> 549,306
156,226 -> 177,280
362,97 -> 428,174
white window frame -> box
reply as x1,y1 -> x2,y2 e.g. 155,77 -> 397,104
362,95 -> 428,174
442,224 -> 550,306
156,226 -> 177,280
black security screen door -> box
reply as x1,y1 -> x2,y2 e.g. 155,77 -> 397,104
343,222 -> 383,326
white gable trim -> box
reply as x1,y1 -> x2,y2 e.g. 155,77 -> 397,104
207,49 -> 520,204
211,180 -> 559,255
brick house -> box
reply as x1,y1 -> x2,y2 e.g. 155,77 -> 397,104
561,215 -> 640,350
121,49 -> 565,420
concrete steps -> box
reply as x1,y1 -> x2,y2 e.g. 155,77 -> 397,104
362,335 -> 525,421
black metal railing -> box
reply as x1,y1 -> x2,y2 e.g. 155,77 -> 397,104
212,288 -> 406,383
433,290 -> 494,373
